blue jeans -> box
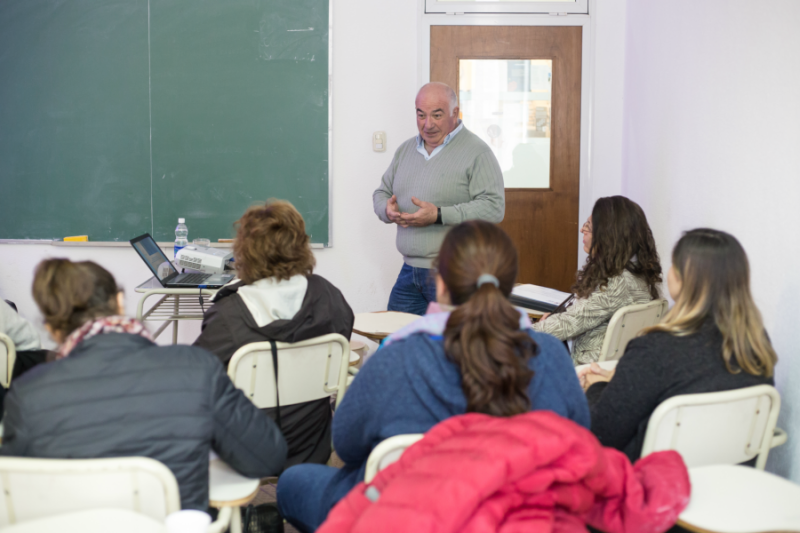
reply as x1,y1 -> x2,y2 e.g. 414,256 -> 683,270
387,263 -> 437,316
277,464 -> 344,533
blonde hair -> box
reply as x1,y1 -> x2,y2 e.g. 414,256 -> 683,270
644,229 -> 776,377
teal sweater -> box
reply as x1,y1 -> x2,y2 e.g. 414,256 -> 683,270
373,127 -> 505,268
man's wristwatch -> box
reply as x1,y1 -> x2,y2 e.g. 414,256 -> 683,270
436,207 -> 443,225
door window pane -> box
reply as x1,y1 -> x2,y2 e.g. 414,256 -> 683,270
459,59 -> 552,188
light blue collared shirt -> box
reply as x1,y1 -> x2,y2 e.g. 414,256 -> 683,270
415,120 -> 464,161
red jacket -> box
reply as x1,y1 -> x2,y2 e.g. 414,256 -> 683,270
318,411 -> 689,533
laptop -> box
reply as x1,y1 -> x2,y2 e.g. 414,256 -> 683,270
130,233 -> 235,288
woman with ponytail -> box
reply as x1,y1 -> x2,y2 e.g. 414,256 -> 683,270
277,221 -> 589,533
0,259 -> 287,510
583,229 -> 777,462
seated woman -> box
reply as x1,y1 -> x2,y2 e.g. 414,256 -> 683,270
276,220 -> 590,533
0,299 -> 47,419
533,196 -> 662,365
194,200 -> 354,468
0,299 -> 40,353
582,229 -> 777,462
0,259 -> 287,510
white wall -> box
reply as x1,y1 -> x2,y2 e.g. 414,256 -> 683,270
0,0 -> 418,348
621,0 -> 800,480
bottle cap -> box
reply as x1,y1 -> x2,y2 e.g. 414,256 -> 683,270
178,218 -> 185,223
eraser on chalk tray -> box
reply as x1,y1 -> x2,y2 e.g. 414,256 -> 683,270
64,235 -> 89,242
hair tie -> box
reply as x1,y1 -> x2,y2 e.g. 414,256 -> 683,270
476,274 -> 499,289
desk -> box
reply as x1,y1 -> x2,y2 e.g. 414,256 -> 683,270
1,508 -> 167,533
135,277 -> 216,344
209,452 -> 260,533
518,306 -> 545,321
352,312 -> 419,342
352,307 -> 542,344
677,464 -> 800,532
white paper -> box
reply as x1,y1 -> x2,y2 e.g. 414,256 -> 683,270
511,284 -> 572,306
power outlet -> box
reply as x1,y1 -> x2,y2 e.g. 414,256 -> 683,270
372,131 -> 386,152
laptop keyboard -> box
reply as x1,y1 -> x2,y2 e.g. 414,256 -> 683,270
178,273 -> 211,284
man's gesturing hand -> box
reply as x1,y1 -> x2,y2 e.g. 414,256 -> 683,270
399,197 -> 438,227
386,195 -> 407,226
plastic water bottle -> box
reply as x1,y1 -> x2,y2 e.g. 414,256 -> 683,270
174,218 -> 189,257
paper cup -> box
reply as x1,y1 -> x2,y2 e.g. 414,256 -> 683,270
165,510 -> 212,533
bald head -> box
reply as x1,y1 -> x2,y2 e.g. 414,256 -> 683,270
416,82 -> 458,114
415,82 -> 460,151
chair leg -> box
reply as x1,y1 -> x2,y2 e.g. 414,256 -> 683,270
208,506 -> 233,533
230,505 -> 243,533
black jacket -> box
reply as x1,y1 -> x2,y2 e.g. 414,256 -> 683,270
0,333 -> 287,510
193,274 -> 354,467
587,319 -> 774,462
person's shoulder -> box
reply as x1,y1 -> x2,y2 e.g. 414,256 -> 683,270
207,286 -> 242,312
620,269 -> 656,291
456,126 -> 493,153
369,333 -> 443,371
527,329 -> 565,353
142,343 -> 221,371
10,355 -> 61,393
621,329 -> 683,366
308,273 -> 341,292
525,329 -> 573,370
393,136 -> 419,157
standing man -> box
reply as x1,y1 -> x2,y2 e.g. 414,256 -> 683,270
374,82 -> 505,315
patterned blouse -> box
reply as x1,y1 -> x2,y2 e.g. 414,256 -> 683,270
532,270 -> 660,365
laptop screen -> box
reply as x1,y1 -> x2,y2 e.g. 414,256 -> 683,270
130,234 -> 177,281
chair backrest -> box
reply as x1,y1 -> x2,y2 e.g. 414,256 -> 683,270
0,456 -> 181,526
598,299 -> 669,362
640,385 -> 781,470
228,333 -> 351,409
364,434 -> 424,483
0,332 -> 17,388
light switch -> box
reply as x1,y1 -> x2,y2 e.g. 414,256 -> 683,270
373,131 -> 386,152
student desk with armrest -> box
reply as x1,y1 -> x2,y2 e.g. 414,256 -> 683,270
135,277 -> 217,345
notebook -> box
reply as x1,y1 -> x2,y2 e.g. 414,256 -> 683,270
510,284 -> 573,313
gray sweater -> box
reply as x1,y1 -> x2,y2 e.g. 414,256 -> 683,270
373,127 -> 505,268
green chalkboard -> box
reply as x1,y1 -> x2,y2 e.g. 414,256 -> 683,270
0,0 -> 329,244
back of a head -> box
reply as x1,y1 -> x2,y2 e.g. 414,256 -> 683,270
575,195 -> 662,299
436,220 -> 536,417
651,228 -> 776,377
234,199 -> 316,284
32,259 -> 120,337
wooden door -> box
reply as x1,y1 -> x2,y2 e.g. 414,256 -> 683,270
431,26 -> 582,292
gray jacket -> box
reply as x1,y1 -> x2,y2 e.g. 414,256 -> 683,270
0,333 -> 287,510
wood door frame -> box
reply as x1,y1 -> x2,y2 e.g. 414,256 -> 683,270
418,13 -> 594,271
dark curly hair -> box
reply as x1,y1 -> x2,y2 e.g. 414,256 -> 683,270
573,196 -> 662,299
233,200 -> 315,284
